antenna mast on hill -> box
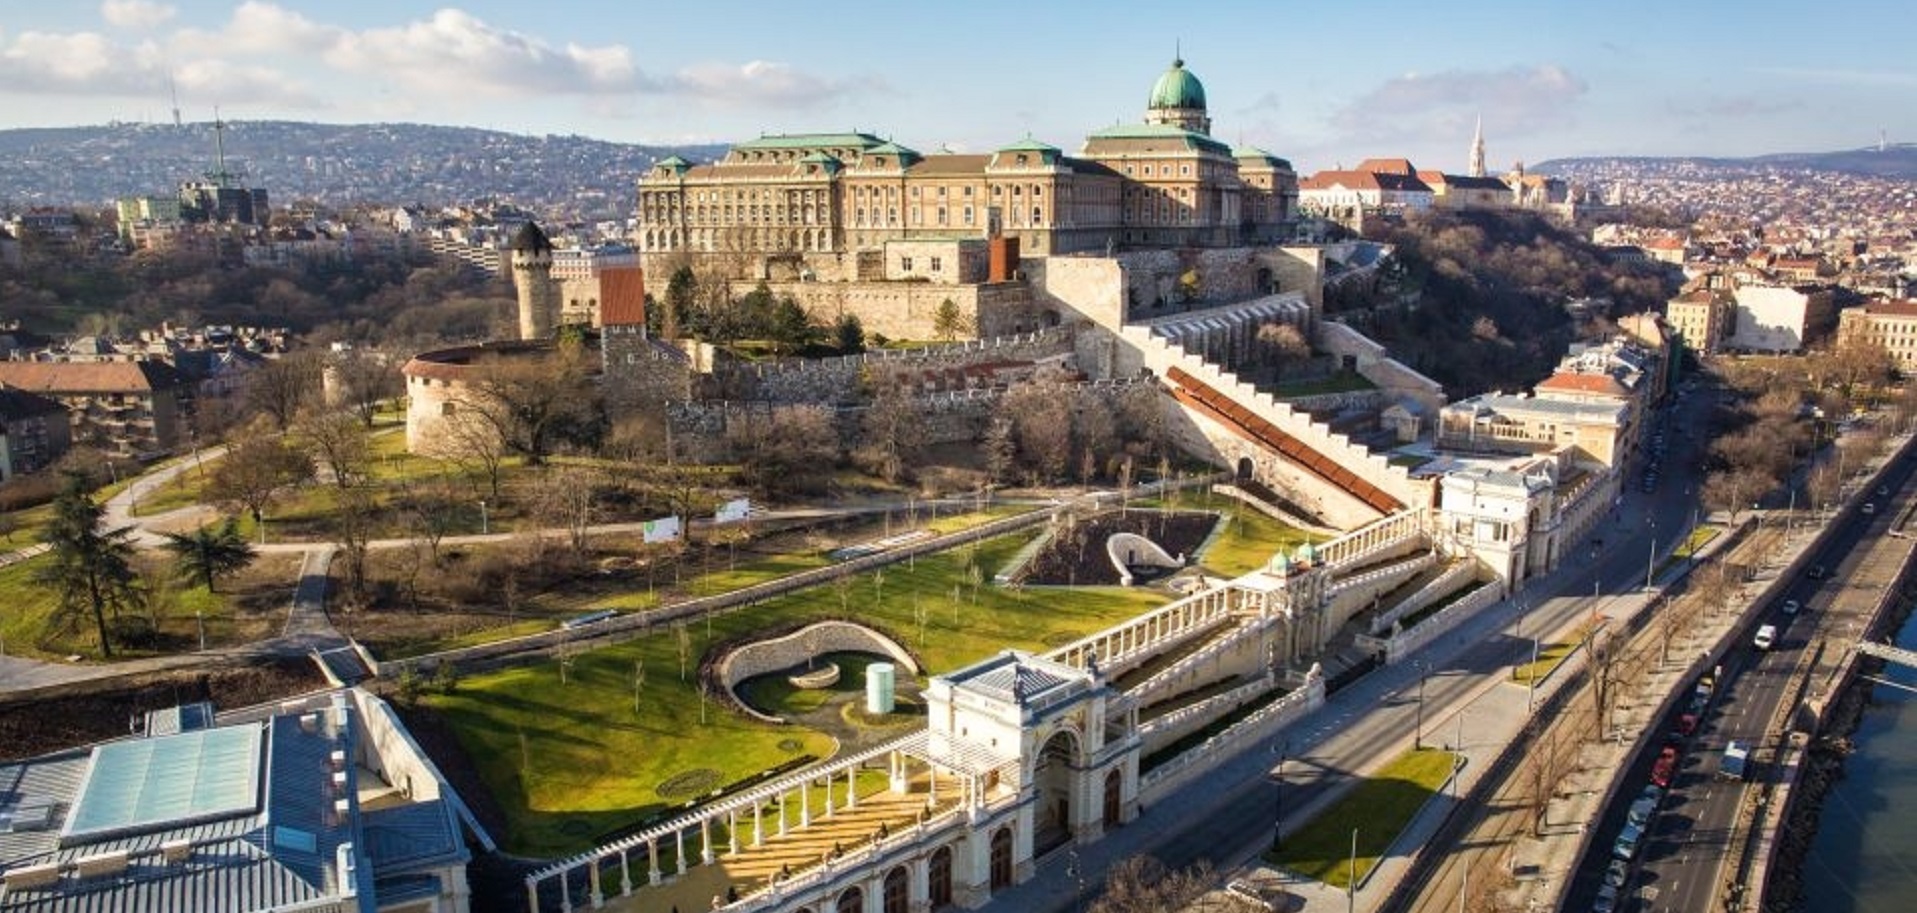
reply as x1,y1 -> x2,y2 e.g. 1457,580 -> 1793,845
169,73 -> 181,128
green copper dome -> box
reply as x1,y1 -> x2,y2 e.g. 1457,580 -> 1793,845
1148,58 -> 1206,110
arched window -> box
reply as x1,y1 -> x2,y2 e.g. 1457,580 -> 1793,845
929,846 -> 954,909
836,886 -> 864,913
989,827 -> 1014,890
884,866 -> 910,913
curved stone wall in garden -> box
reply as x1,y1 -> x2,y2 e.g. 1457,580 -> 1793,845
717,621 -> 919,723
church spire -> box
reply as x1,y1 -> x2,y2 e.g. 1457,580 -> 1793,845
1468,114 -> 1487,178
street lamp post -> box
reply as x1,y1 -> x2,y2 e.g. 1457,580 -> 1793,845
1414,662 -> 1428,751
1348,827 -> 1359,913
1271,738 -> 1290,850
479,499 -> 489,535
1065,849 -> 1086,913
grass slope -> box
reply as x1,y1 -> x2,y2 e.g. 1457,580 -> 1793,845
1268,747 -> 1458,889
428,531 -> 1170,855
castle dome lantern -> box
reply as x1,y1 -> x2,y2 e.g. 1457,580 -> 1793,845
1144,58 -> 1211,135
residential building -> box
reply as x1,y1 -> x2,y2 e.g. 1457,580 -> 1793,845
1417,171 -> 1511,210
0,360 -> 192,458
1723,283 -> 1837,352
1665,288 -> 1735,355
0,386 -> 70,481
1837,298 -> 1917,372
1532,337 -> 1660,468
1297,167 -> 1434,227
1437,393 -> 1630,468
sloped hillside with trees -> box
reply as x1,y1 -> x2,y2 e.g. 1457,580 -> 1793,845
1345,209 -> 1677,397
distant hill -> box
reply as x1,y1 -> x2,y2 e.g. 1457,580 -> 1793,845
1536,143 -> 1917,179
0,121 -> 726,219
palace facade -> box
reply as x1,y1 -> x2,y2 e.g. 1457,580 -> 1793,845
634,59 -> 1299,265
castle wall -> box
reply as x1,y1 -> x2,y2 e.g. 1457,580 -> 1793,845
709,328 -> 1075,404
730,279 -> 1038,341
601,326 -> 694,416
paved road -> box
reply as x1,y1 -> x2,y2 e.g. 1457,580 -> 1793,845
983,389 -> 1721,913
1564,439 -> 1917,913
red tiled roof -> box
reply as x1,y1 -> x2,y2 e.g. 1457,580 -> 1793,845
599,266 -> 647,327
1354,157 -> 1418,176
1536,373 -> 1628,397
0,359 -> 186,395
1860,299 -> 1917,317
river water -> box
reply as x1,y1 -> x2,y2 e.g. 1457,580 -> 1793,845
1802,603 -> 1917,913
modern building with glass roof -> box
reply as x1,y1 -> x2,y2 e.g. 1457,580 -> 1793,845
0,689 -> 476,913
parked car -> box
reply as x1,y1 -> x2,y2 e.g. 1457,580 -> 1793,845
1720,741 -> 1751,780
1651,747 -> 1679,788
1808,564 -> 1829,580
1676,712 -> 1699,736
1783,599 -> 1801,616
1605,858 -> 1632,889
1755,624 -> 1778,650
1863,502 -> 1877,516
1613,823 -> 1644,861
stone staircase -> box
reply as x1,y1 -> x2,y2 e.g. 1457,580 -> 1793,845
1119,323 -> 1431,516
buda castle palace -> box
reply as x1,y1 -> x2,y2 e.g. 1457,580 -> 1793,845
634,58 -> 1300,268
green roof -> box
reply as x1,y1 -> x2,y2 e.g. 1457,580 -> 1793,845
1148,58 -> 1207,110
1085,122 -> 1231,155
998,137 -> 1061,153
655,155 -> 690,168
733,132 -> 885,151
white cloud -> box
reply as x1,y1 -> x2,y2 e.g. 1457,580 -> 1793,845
174,58 -> 325,110
1327,64 -> 1587,149
171,1 -> 339,57
323,8 -> 648,97
669,59 -> 876,108
0,4 -> 874,121
101,0 -> 176,30
0,29 -> 157,94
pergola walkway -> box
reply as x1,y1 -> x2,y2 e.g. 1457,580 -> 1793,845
600,773 -> 961,913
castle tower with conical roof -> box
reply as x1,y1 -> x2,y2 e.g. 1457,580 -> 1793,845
1143,58 -> 1211,135
510,221 -> 557,341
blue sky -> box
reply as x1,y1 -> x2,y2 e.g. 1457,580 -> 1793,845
1,1 -> 1913,172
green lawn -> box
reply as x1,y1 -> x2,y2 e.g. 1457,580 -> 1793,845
1170,493 -> 1321,577
428,530 -> 1173,855
0,557 -> 63,657
1511,624 -> 1591,686
1267,747 -> 1458,889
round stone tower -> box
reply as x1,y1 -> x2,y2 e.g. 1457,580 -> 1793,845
510,221 -> 557,341
1144,58 -> 1210,136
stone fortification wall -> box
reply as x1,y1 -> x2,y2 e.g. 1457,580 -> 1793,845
1286,389 -> 1387,415
716,621 -> 920,723
711,328 -> 1075,404
1031,246 -> 1324,334
665,377 -> 1144,461
1316,320 -> 1445,414
733,278 -> 1037,340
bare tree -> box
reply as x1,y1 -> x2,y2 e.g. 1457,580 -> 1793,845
531,467 -> 600,557
727,405 -> 838,497
210,423 -> 315,533
247,351 -> 322,432
294,408 -> 372,490
328,348 -> 403,428
439,409 -> 510,500
1257,321 -> 1312,384
1087,856 -> 1219,913
451,340 -> 605,467
855,382 -> 926,484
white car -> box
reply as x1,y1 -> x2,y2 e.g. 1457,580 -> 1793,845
1755,624 -> 1777,650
